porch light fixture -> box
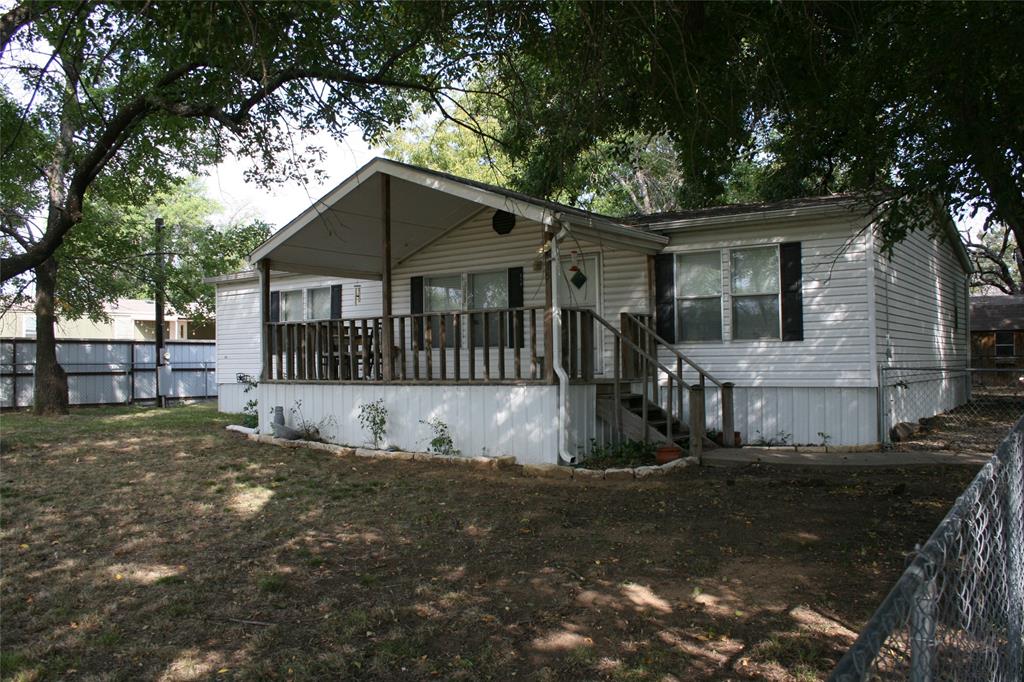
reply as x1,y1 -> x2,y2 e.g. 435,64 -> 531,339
492,209 -> 516,235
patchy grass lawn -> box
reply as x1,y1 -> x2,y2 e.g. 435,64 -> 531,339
1,403 -> 979,681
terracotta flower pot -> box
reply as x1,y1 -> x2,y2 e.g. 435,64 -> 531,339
655,444 -> 683,465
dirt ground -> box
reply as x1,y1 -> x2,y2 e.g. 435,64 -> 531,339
0,404 -> 981,681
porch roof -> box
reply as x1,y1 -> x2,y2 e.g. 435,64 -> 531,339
248,158 -> 667,279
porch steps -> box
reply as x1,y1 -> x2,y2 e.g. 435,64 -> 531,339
595,383 -> 716,449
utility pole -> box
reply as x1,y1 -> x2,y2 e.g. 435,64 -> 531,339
154,217 -> 166,408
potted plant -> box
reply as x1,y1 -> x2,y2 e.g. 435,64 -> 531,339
655,442 -> 684,464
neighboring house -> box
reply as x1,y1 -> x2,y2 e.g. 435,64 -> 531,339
211,158 -> 971,464
0,298 -> 214,341
970,295 -> 1024,369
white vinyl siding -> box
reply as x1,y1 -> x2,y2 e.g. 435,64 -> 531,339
874,228 -> 970,369
658,217 -> 874,388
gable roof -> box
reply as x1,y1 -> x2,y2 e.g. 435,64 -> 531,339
971,295 -> 1024,332
248,158 -> 666,278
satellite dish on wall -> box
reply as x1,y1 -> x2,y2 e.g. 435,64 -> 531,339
492,210 -> 516,235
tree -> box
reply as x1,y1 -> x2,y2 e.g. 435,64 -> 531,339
483,3 -> 1021,250
57,178 -> 269,325
385,105 -> 763,217
963,222 -> 1023,295
1,1 -> 526,413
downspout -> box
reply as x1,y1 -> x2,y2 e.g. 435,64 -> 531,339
549,215 -> 575,465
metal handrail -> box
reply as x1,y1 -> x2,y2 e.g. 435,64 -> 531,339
622,312 -> 723,387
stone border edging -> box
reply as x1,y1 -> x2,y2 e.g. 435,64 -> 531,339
242,432 -> 698,481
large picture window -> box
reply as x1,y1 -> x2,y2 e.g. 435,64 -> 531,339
422,271 -> 509,348
675,251 -> 722,342
731,246 -> 780,340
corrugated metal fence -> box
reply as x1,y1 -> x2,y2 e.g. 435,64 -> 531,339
0,338 -> 216,408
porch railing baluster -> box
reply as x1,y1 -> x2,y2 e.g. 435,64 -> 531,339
483,311 -> 491,380
453,313 -> 461,381
439,314 -> 447,379
468,312 -> 476,381
424,316 -> 433,380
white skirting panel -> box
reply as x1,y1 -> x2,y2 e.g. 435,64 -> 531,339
670,384 -> 880,447
218,382 -> 248,414
258,382 -> 560,465
565,384 -> 597,459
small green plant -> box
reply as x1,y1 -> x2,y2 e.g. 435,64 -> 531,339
421,417 -> 459,456
817,431 -> 832,448
753,429 -> 792,447
238,373 -> 259,428
579,439 -> 656,469
358,399 -> 388,448
289,399 -> 336,441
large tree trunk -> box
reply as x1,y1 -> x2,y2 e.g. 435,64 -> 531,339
32,256 -> 69,415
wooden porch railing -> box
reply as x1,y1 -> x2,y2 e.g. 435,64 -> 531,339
621,312 -> 735,447
264,306 -> 549,383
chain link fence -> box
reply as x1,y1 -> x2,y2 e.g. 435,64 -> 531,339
880,366 -> 1024,452
830,415 -> 1024,681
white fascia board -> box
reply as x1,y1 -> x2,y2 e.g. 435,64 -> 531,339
564,221 -> 667,253
266,260 -> 383,281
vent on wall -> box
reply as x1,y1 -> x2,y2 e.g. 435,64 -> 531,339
492,210 -> 516,235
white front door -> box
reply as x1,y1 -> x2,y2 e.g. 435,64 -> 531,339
557,254 -> 603,373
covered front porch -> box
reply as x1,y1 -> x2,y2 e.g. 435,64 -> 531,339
248,158 -> 729,463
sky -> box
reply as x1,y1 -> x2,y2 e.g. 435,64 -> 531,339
203,130 -> 381,230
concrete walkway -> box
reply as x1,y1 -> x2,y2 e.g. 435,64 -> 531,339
703,447 -> 992,467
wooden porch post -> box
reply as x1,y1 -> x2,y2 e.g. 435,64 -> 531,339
543,227 -> 555,383
259,259 -> 271,381
381,174 -> 394,382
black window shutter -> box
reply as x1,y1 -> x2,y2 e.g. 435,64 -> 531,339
270,291 -> 280,323
507,267 -> 524,346
410,276 -> 424,346
330,284 -> 343,319
654,253 -> 676,343
780,242 -> 804,341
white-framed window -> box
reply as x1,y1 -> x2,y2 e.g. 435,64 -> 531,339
675,251 -> 723,342
423,270 -> 508,348
995,330 -> 1015,360
280,290 -> 304,321
731,245 -> 781,340
22,314 -> 36,338
307,287 -> 332,320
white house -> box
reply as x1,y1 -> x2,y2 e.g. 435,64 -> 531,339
210,158 -> 971,464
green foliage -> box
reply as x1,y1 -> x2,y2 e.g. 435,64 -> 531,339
53,178 -> 269,324
239,374 -> 259,429
357,399 -> 388,449
2,2 -> 536,280
420,417 -> 459,457
579,440 -> 656,470
483,3 -> 1023,251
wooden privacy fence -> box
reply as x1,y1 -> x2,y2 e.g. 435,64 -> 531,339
0,338 -> 216,408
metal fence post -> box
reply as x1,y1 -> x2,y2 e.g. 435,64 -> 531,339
1004,432 -> 1024,676
909,563 -> 937,682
